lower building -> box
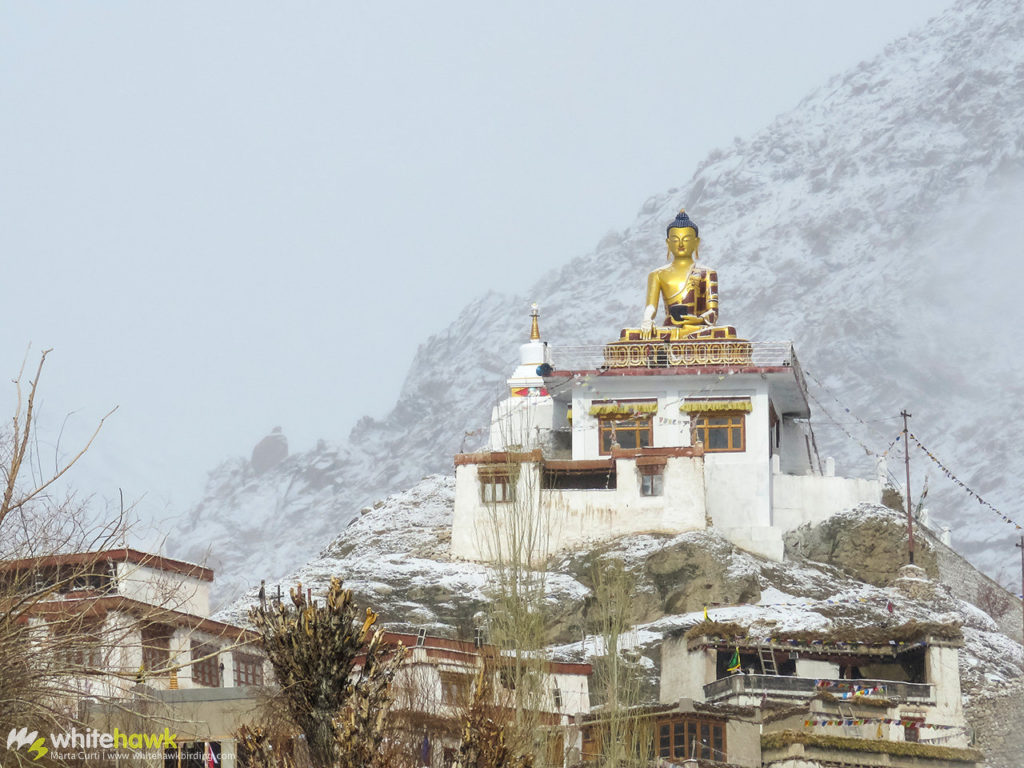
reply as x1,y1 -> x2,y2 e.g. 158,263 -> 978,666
657,619 -> 981,767
2,549 -> 268,768
377,631 -> 592,768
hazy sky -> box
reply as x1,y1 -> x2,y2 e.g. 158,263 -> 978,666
1,1 -> 946,525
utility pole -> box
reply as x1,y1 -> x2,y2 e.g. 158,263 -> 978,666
901,410 -> 915,565
1017,536 -> 1024,642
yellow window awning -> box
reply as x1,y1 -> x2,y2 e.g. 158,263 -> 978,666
680,399 -> 752,413
589,402 -> 659,419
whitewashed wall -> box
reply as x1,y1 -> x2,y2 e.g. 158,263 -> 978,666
115,562 -> 210,617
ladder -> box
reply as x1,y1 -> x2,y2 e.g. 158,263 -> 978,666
838,702 -> 858,737
758,643 -> 778,675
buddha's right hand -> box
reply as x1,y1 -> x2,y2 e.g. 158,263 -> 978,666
639,305 -> 656,338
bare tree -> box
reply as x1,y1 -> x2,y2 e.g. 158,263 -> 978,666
976,580 -> 1013,622
586,558 -> 652,768
0,349 -> 129,765
479,408 -> 554,761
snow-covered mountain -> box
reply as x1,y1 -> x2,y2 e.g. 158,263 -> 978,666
173,0 -> 1024,602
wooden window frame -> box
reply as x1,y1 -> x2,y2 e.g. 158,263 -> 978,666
640,472 -> 664,496
439,671 -> 469,706
691,412 -> 746,453
233,652 -> 264,687
191,641 -> 220,687
657,716 -> 726,761
141,624 -> 173,675
478,467 -> 515,504
59,621 -> 105,671
598,416 -> 653,455
903,716 -> 924,743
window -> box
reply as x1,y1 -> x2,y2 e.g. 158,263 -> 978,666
591,400 -> 657,455
542,467 -> 616,490
657,717 -> 726,761
233,653 -> 264,687
638,464 -> 664,496
191,641 -> 220,687
479,467 -> 515,503
692,412 -> 746,452
59,621 -> 105,670
599,417 -> 652,454
440,671 -> 469,706
903,716 -> 924,743
641,473 -> 663,496
499,667 -> 517,691
141,625 -> 173,674
552,685 -> 563,710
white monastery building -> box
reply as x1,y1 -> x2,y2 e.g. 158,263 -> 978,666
452,210 -> 883,564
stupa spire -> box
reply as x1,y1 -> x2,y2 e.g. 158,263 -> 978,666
529,303 -> 541,341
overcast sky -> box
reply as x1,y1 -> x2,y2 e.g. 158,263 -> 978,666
1,1 -> 946,525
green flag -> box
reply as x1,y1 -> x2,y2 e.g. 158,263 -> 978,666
727,648 -> 741,672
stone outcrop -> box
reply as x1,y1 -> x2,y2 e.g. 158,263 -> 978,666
250,427 -> 288,475
784,505 -> 939,586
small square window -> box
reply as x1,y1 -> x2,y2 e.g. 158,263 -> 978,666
479,468 -> 515,503
481,479 -> 511,503
640,473 -> 664,496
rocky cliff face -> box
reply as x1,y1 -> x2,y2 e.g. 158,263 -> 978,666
174,0 -> 1024,601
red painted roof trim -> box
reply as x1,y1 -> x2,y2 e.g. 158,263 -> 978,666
0,549 -> 214,582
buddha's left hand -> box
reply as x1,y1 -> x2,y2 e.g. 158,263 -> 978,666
700,310 -> 718,325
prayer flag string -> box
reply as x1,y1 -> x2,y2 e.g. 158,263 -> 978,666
908,432 -> 1022,531
802,716 -> 962,731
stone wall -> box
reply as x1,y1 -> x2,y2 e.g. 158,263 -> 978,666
965,677 -> 1024,768
919,524 -> 1023,644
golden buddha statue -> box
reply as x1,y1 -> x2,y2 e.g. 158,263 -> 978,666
638,210 -> 739,341
605,209 -> 748,366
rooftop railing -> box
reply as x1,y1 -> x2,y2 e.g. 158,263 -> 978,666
548,341 -> 796,372
702,674 -> 934,705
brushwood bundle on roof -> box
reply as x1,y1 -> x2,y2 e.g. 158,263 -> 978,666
761,731 -> 982,763
683,619 -> 963,645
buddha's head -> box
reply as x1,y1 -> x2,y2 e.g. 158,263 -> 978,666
666,209 -> 700,260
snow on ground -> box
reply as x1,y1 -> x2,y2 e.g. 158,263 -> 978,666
220,472 -> 1023,700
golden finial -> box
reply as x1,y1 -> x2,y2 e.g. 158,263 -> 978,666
529,303 -> 541,341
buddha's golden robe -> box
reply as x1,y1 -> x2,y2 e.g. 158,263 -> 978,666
640,263 -> 738,341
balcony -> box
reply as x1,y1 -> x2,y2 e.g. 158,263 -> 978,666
702,675 -> 934,705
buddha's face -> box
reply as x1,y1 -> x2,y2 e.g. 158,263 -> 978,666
666,227 -> 699,259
